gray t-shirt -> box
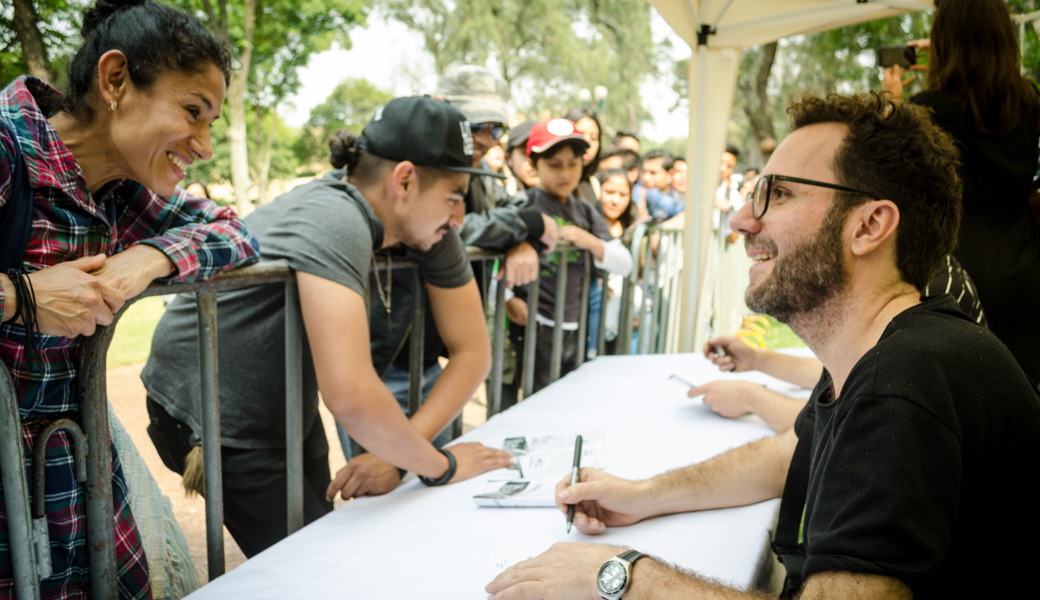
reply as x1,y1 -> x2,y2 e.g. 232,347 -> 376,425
141,170 -> 472,449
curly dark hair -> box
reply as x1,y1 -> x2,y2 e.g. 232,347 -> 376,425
63,0 -> 232,124
787,92 -> 963,290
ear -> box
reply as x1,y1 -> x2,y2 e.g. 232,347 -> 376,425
390,161 -> 419,200
848,199 -> 900,257
96,50 -> 130,107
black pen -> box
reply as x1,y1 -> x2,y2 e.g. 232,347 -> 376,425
566,435 -> 583,534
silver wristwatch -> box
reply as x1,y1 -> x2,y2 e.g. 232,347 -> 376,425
596,549 -> 645,600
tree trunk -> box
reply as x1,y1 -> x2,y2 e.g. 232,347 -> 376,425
255,106 -> 278,205
226,0 -> 257,215
740,42 -> 778,168
11,0 -> 57,85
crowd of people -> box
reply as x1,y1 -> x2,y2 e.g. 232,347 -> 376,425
2,0 -> 1040,599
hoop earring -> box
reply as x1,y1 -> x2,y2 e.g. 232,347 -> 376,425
108,101 -> 117,111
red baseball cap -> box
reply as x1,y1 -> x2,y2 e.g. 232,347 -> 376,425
526,118 -> 591,157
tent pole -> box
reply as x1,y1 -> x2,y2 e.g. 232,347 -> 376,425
683,21 -> 711,353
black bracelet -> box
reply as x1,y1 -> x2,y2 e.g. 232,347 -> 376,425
418,448 -> 456,487
6,268 -> 40,374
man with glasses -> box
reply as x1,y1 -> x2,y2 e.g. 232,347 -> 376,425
486,93 -> 1040,600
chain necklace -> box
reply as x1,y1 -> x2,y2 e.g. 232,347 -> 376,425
372,253 -> 392,330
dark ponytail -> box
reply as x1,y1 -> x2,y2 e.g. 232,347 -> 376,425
63,0 -> 232,123
328,129 -> 360,170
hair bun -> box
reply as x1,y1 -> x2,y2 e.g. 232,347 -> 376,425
81,0 -> 147,37
329,129 -> 358,169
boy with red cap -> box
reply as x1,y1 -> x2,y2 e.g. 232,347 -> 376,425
505,119 -> 633,396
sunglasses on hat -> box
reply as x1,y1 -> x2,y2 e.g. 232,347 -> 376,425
470,122 -> 508,141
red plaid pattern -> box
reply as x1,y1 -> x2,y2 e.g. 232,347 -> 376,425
1,76 -> 259,599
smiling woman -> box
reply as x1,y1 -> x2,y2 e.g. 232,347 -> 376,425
0,0 -> 258,597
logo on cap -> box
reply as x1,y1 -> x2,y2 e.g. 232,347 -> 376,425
460,121 -> 474,157
374,105 -> 385,121
546,119 -> 574,136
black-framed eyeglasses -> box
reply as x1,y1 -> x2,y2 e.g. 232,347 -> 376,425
471,121 -> 508,141
751,174 -> 879,219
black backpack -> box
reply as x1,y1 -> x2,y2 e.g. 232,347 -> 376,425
0,117 -> 34,271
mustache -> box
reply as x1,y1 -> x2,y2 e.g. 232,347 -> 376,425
744,233 -> 778,255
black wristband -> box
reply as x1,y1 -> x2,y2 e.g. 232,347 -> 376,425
418,448 -> 456,487
397,468 -> 407,480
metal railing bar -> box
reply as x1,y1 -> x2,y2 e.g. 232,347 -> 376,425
1,362 -> 41,600
407,268 -> 425,418
78,315 -> 120,599
488,267 -> 507,419
522,273 -> 540,398
549,250 -> 568,383
637,238 -> 656,355
284,281 -> 304,535
596,275 -> 607,358
195,290 -> 225,579
576,253 -> 591,367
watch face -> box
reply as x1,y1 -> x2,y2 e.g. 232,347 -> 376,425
599,561 -> 626,594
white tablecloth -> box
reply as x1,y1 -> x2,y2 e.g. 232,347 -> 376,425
187,350 -> 814,599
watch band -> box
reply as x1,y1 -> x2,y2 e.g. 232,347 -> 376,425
418,448 -> 456,486
617,550 -> 645,565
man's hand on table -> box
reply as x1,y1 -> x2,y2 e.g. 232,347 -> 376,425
704,335 -> 759,373
688,380 -> 763,419
486,542 -> 624,600
555,467 -> 649,534
326,453 -> 402,501
446,441 -> 515,483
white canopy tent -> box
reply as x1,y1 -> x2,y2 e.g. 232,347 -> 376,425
646,0 -> 935,352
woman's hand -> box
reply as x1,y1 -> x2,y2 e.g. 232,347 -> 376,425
90,244 -> 175,300
907,38 -> 930,53
4,254 -> 125,338
882,64 -> 916,99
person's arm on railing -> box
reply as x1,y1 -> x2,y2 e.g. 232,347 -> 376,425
296,273 -> 512,500
558,227 -> 633,276
112,183 -> 259,284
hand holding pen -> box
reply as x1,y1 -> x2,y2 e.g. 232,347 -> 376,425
566,435 -> 583,534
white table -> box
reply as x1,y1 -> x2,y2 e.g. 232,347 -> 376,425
187,351 -> 813,599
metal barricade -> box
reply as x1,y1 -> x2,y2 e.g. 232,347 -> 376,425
1,243 -> 596,598
614,225 -> 685,356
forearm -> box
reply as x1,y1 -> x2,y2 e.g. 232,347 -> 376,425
627,557 -> 767,600
409,349 -> 489,441
460,207 -> 543,249
748,389 -> 808,433
754,351 -> 823,389
325,375 -> 449,478
644,428 -> 795,517
594,238 -> 633,275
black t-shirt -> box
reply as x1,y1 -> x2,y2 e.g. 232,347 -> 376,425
515,188 -> 613,323
791,296 -> 1040,598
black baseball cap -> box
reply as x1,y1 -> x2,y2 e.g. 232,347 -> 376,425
357,96 -> 487,176
506,120 -> 536,152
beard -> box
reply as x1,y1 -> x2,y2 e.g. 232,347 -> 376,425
401,222 -> 451,252
744,205 -> 849,323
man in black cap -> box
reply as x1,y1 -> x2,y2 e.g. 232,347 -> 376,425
141,96 -> 514,556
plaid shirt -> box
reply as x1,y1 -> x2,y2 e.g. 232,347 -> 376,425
1,77 -> 259,599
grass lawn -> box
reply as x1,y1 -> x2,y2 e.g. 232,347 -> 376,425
107,296 -> 167,367
752,316 -> 806,350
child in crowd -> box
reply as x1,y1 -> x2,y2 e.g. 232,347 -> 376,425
505,119 -> 633,393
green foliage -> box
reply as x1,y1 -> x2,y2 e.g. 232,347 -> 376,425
107,297 -> 166,367
186,108 -> 300,186
380,0 -> 662,133
1,0 -> 86,87
293,77 -> 393,166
